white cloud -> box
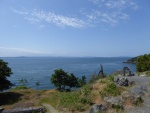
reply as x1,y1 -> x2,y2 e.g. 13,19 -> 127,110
11,0 -> 139,28
86,0 -> 137,26
89,0 -> 139,10
86,10 -> 129,26
11,7 -> 29,15
12,8 -> 86,28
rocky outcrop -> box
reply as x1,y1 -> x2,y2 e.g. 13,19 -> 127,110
1,107 -> 45,113
114,75 -> 136,86
104,97 -> 123,106
122,91 -> 143,105
114,75 -> 129,86
130,84 -> 149,96
89,103 -> 107,113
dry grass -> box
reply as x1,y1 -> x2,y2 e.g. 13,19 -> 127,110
1,76 -> 127,112
1,89 -> 50,110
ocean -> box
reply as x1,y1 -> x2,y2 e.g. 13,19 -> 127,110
1,57 -> 136,90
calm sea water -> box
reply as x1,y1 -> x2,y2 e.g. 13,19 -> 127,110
1,57 -> 136,90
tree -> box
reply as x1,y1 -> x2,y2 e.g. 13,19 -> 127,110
51,69 -> 86,91
0,59 -> 13,92
77,75 -> 86,87
67,73 -> 78,89
136,54 -> 150,72
51,69 -> 68,90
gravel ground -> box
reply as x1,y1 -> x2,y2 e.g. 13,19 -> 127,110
123,76 -> 150,113
127,76 -> 150,85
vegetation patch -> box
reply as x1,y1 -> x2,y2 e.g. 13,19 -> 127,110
99,82 -> 124,98
146,71 -> 150,77
11,86 -> 29,90
136,54 -> 150,72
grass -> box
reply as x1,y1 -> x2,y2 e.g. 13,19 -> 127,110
146,71 -> 150,77
40,85 -> 92,112
1,74 -> 127,112
99,82 -> 124,98
11,85 -> 29,90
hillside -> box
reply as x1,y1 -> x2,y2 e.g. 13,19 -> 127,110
123,57 -> 137,64
1,72 -> 150,113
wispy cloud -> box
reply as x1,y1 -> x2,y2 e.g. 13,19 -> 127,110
86,0 -> 138,26
11,0 -> 139,28
85,10 -> 130,26
89,0 -> 139,10
11,8 -> 86,28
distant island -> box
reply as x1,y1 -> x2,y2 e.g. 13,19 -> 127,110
123,56 -> 137,64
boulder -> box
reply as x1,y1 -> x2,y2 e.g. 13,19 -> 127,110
114,76 -> 119,83
122,91 -> 135,100
114,75 -> 129,86
131,84 -> 148,96
89,104 -> 107,113
121,91 -> 143,104
104,97 -> 122,106
118,77 -> 129,86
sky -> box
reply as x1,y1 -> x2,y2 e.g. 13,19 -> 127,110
0,0 -> 150,57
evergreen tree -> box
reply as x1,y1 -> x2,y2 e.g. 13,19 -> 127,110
0,59 -> 13,92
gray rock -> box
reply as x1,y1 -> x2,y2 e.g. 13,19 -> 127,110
122,91 -> 135,100
0,108 -> 4,112
122,91 -> 143,104
114,76 -> 119,82
131,85 -> 148,96
104,97 -> 122,106
89,104 -> 107,113
114,75 -> 129,86
118,77 -> 128,86
128,81 -> 136,86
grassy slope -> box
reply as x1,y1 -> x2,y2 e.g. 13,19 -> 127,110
1,74 -> 127,113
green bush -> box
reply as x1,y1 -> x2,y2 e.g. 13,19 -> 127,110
146,71 -> 150,77
108,74 -> 118,81
136,54 -> 150,72
112,104 -> 123,112
11,86 -> 29,90
99,82 -> 123,98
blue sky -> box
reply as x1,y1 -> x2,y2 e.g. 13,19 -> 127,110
0,0 -> 150,57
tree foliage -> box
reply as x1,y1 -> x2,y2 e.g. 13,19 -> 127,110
51,69 -> 86,91
0,59 -> 13,92
136,54 -> 150,72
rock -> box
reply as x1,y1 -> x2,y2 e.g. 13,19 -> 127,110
128,81 -> 136,86
122,90 -> 144,105
89,104 -> 107,113
114,76 -> 119,82
118,77 -> 129,86
0,108 -> 4,112
140,74 -> 146,77
114,75 -> 129,86
122,91 -> 135,100
104,97 -> 122,106
2,107 -> 45,113
131,85 -> 148,96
